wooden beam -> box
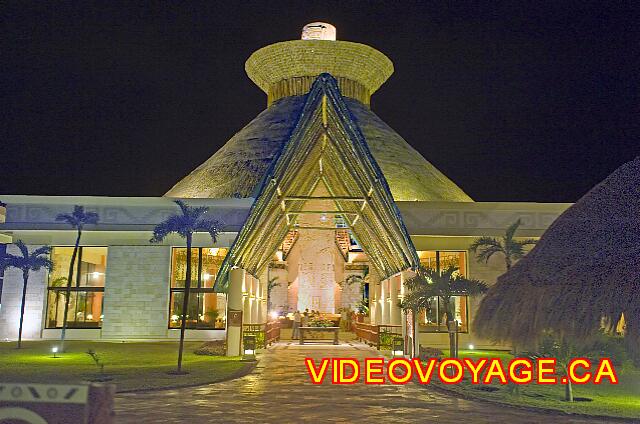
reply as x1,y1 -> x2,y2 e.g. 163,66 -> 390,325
286,210 -> 358,215
284,196 -> 366,201
290,226 -> 350,230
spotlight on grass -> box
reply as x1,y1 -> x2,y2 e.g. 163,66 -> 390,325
468,344 -> 475,350
52,346 -> 59,358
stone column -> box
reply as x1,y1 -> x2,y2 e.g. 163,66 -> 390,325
251,276 -> 259,323
373,282 -> 382,325
260,269 -> 268,323
256,278 -> 263,324
381,279 -> 390,325
390,275 -> 401,325
243,297 -> 251,324
226,268 -> 244,356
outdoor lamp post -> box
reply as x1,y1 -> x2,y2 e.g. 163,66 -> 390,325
243,334 -> 257,361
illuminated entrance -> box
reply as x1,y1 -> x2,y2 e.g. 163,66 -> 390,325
215,75 -> 419,354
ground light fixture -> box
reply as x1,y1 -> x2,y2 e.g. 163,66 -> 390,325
468,344 -> 475,350
51,346 -> 59,358
242,334 -> 257,361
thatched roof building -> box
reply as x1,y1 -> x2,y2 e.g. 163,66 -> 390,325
165,33 -> 472,202
475,157 -> 640,358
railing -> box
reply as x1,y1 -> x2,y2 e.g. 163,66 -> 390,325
354,322 -> 378,348
265,320 -> 280,345
378,325 -> 402,350
354,322 -> 402,350
242,323 -> 266,348
243,322 -> 281,348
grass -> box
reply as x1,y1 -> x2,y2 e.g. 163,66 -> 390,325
432,349 -> 640,420
0,340 -> 250,392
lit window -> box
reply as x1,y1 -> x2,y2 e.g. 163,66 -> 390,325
169,247 -> 228,329
46,247 -> 107,329
416,251 -> 469,333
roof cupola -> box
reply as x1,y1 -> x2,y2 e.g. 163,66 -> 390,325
245,22 -> 393,106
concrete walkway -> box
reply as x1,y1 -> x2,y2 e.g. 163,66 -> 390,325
115,342 -> 610,423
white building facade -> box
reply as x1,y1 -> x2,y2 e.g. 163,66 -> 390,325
0,195 -> 569,349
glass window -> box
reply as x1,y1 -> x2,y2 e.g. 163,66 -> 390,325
418,250 -> 466,276
418,296 -> 468,333
417,250 -> 469,333
46,247 -> 107,329
169,247 -> 228,329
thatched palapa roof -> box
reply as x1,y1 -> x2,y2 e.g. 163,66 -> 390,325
165,95 -> 473,202
475,157 -> 640,357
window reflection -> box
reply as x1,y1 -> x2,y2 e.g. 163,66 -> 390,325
169,247 -> 228,329
416,251 -> 468,333
46,247 -> 107,329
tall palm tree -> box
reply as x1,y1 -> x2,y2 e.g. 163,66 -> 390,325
341,267 -> 370,316
150,200 -> 221,373
469,219 -> 537,270
1,240 -> 53,348
266,276 -> 280,315
56,205 -> 99,351
400,264 -> 487,358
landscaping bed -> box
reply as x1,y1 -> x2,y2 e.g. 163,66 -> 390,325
0,340 -> 251,392
429,349 -> 640,420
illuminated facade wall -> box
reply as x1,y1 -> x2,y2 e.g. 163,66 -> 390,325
0,196 -> 570,345
101,246 -> 172,339
0,244 -> 48,340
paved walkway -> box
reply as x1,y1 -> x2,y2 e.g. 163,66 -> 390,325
115,342 -> 611,423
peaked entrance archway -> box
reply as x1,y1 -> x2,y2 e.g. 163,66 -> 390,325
218,74 -> 420,355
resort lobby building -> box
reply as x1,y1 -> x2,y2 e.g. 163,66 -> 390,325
0,24 -> 571,352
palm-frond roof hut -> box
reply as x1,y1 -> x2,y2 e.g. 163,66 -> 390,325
165,33 -> 472,202
475,157 -> 640,358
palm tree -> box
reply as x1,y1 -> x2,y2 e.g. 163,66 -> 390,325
56,205 -> 99,351
342,266 -> 369,290
1,240 -> 53,348
266,276 -> 280,315
469,219 -> 537,270
400,264 -> 487,358
150,200 -> 221,373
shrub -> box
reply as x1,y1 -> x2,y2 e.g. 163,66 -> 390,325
194,341 -> 225,356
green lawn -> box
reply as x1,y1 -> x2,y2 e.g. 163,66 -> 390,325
435,349 -> 640,420
0,341 -> 250,392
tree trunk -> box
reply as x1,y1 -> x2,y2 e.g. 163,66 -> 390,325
624,310 -> 640,367
61,230 -> 82,352
565,365 -> 574,402
444,298 -> 457,358
447,321 -> 458,359
17,271 -> 29,348
508,343 -> 521,395
411,310 -> 419,358
177,233 -> 193,373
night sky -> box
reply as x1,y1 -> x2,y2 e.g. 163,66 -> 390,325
2,2 -> 638,202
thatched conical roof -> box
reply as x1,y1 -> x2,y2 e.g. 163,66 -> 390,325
475,157 -> 640,356
165,94 -> 472,202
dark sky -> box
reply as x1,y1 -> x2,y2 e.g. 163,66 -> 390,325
2,1 -> 639,202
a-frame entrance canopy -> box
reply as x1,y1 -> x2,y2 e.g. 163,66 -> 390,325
214,74 -> 419,291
